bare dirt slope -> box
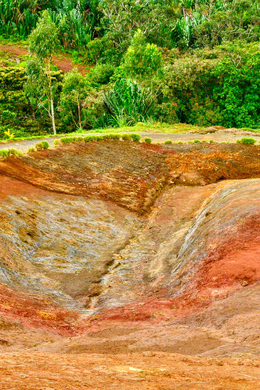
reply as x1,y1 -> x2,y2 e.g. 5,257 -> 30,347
0,44 -> 90,74
1,139 -> 260,388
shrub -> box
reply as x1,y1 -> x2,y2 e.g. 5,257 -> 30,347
121,134 -> 132,141
84,135 -> 98,142
0,148 -> 22,159
209,140 -> 214,143
130,133 -> 141,142
119,29 -> 163,80
35,141 -> 49,150
164,140 -> 172,144
101,134 -> 121,140
74,137 -> 84,142
144,137 -> 152,144
102,78 -> 157,127
59,137 -> 75,144
237,137 -> 256,145
87,64 -> 115,89
194,139 -> 200,143
28,147 -> 36,152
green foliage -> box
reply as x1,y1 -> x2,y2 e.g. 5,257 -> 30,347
99,78 -> 156,127
27,11 -> 61,134
130,133 -> 141,142
60,68 -> 88,129
156,43 -> 260,128
159,55 -> 219,125
2,110 -> 16,123
100,0 -> 177,55
84,135 -> 98,142
0,148 -> 22,159
193,139 -> 200,143
84,38 -> 121,65
35,141 -> 49,150
0,0 -> 102,51
101,134 -> 121,140
3,2 -> 260,132
54,133 -> 147,145
59,136 -> 78,144
143,137 -> 152,144
119,30 -> 163,80
121,134 -> 131,141
56,133 -> 123,145
1,0 -> 260,56
193,0 -> 260,48
3,128 -> 15,139
164,140 -> 172,144
28,10 -> 60,61
237,137 -> 256,145
210,44 -> 260,128
87,64 -> 115,89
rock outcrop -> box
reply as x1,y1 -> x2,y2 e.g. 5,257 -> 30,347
0,139 -> 260,359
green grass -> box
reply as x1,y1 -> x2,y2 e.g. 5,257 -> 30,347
74,122 -> 206,135
0,148 -> 22,159
236,137 -> 256,145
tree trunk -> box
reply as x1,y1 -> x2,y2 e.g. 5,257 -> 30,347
50,97 -> 56,135
48,60 -> 56,135
78,97 -> 82,129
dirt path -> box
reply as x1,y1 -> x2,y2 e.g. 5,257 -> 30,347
1,130 -> 260,153
0,44 -> 90,75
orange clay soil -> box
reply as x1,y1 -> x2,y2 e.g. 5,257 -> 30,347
0,352 -> 259,390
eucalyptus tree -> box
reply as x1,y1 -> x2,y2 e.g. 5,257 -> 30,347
26,10 -> 60,134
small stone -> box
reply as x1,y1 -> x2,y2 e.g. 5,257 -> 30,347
242,280 -> 249,287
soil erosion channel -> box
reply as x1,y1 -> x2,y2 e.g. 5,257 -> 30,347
1,139 -> 260,389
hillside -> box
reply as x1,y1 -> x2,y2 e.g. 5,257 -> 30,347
0,137 -> 260,388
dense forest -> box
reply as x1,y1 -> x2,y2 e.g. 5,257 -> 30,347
1,0 -> 260,137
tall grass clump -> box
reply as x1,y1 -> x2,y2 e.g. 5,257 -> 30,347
0,148 -> 22,159
35,141 -> 49,150
99,79 -> 156,128
237,138 -> 256,145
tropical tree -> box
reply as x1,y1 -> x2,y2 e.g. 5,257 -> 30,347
60,69 -> 88,129
120,29 -> 163,81
26,10 -> 60,134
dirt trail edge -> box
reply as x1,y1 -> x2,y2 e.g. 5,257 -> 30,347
1,129 -> 260,153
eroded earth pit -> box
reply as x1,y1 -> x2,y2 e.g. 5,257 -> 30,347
1,139 -> 260,389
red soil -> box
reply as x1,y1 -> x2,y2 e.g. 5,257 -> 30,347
87,214 -> 260,329
0,175 -> 50,200
0,284 -> 80,336
166,144 -> 260,185
0,44 -> 90,75
0,141 -> 168,213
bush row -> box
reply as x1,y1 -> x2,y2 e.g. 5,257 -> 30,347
0,136 -> 258,161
